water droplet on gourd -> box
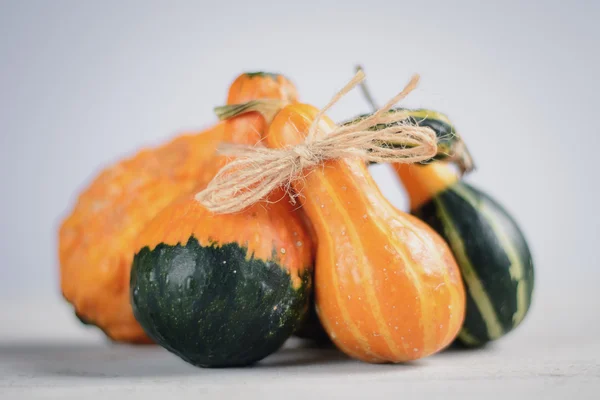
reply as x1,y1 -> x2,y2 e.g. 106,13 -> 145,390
185,276 -> 194,290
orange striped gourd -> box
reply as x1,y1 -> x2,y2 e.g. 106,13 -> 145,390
264,103 -> 466,363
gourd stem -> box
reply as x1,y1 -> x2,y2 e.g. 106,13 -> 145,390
214,99 -> 284,124
355,65 -> 379,111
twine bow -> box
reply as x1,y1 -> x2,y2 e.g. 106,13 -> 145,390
195,71 -> 438,214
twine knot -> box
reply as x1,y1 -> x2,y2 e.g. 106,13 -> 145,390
292,144 -> 321,169
195,71 -> 438,214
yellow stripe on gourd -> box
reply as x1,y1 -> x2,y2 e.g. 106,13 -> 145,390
380,203 -> 450,355
300,185 -> 371,359
311,179 -> 383,361
405,110 -> 454,127
383,220 -> 435,356
321,175 -> 404,361
348,166 -> 422,356
457,327 -> 480,346
450,185 -> 529,327
433,196 -> 504,340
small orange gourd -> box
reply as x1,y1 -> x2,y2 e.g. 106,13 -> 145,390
263,103 -> 466,363
128,83 -> 313,368
129,189 -> 314,367
59,72 -> 299,343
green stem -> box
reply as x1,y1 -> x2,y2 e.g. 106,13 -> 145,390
214,99 -> 284,124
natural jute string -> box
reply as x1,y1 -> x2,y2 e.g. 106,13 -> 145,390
195,71 -> 438,214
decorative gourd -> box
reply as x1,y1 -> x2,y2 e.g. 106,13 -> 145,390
130,135 -> 313,367
59,72 -> 298,343
390,109 -> 535,347
263,103 -> 466,363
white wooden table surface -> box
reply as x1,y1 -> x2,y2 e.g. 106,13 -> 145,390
1,295 -> 598,399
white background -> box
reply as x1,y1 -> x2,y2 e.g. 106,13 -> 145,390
0,0 -> 598,342
1,1 -> 599,398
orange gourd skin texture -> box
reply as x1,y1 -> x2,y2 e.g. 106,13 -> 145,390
132,195 -> 312,287
265,104 -> 466,363
58,72 -> 298,344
